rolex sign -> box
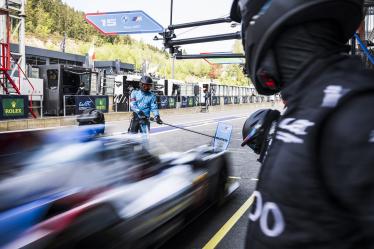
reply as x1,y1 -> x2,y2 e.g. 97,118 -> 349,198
0,95 -> 28,119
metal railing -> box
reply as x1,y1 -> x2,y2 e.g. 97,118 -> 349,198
0,42 -> 10,71
63,95 -> 78,116
113,94 -> 129,112
29,95 -> 43,118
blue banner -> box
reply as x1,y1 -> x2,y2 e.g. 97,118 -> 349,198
181,96 -> 188,108
224,96 -> 233,105
212,96 -> 220,106
75,96 -> 109,114
159,96 -> 169,109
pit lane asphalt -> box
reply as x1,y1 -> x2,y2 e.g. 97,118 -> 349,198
104,104 -> 281,249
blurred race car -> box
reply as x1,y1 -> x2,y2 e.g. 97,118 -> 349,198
0,128 -> 238,249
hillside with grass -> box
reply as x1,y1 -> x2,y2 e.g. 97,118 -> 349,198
22,0 -> 249,85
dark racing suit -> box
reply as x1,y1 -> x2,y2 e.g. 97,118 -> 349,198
246,54 -> 374,249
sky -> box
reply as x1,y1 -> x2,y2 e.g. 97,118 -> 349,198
63,0 -> 241,54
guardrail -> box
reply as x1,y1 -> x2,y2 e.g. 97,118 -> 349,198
158,96 -> 199,109
160,95 -> 276,108
63,94 -> 279,116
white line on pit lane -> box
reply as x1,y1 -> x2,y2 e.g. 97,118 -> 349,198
110,116 -> 247,137
149,116 -> 247,136
108,114 -> 248,127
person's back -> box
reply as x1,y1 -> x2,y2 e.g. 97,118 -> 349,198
246,53 -> 374,249
230,0 -> 374,248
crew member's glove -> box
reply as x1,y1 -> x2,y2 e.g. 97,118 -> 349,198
155,115 -> 163,124
138,111 -> 147,120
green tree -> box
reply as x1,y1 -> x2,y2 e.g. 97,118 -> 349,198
33,2 -> 54,36
24,0 -> 250,85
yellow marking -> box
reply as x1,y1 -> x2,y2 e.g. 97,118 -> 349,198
202,195 -> 254,249
193,172 -> 208,184
228,176 -> 241,180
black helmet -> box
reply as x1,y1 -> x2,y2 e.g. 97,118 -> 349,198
231,0 -> 364,95
140,76 -> 153,85
140,76 -> 153,92
241,109 -> 280,154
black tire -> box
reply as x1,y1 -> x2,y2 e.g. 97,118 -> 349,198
214,166 -> 229,207
46,205 -> 119,249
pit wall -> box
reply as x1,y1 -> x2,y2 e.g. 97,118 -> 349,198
0,102 -> 283,132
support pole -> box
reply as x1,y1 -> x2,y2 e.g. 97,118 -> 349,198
171,54 -> 175,79
169,0 -> 175,79
168,17 -> 232,30
175,53 -> 245,60
167,32 -> 241,47
170,0 -> 173,26
355,33 -> 374,65
19,0 -> 26,74
351,36 -> 356,55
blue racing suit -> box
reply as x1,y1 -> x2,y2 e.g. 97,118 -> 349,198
128,90 -> 159,133
130,90 -> 159,117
